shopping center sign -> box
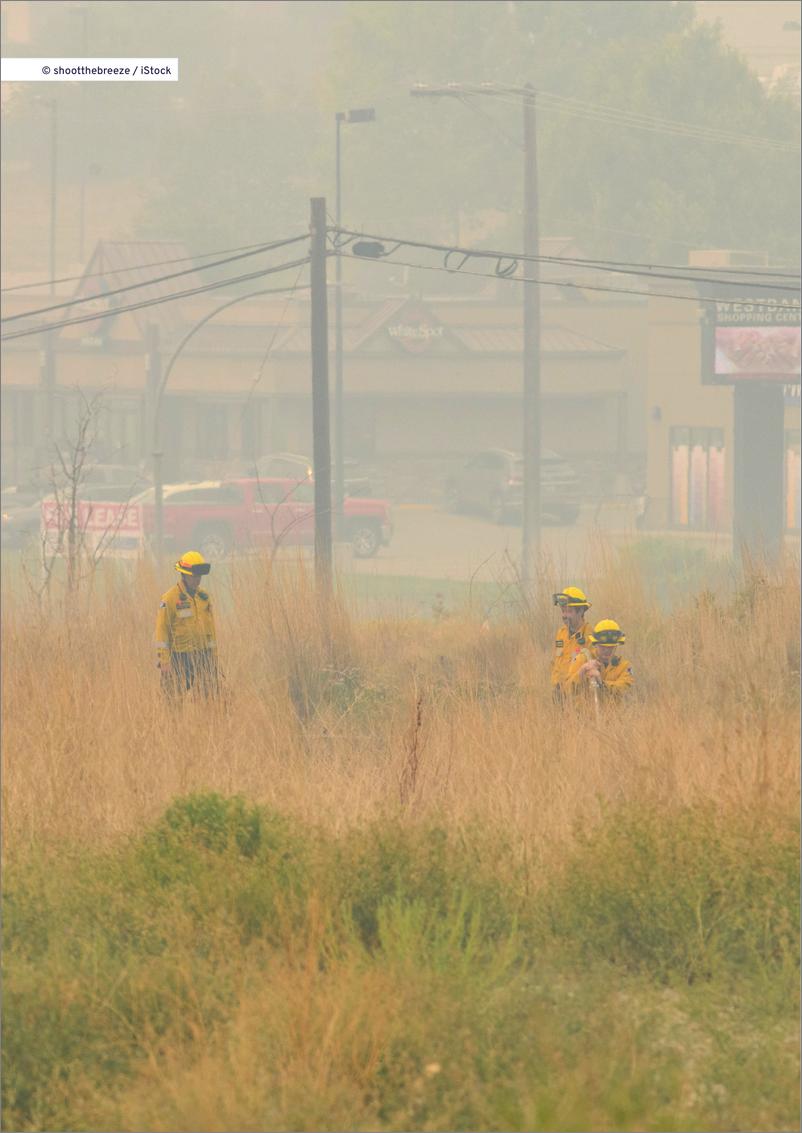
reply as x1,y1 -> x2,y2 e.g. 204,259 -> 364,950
702,289 -> 801,386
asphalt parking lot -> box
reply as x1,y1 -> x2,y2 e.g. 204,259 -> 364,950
347,501 -> 645,582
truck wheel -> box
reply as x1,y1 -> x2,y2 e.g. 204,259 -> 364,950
351,523 -> 380,558
194,525 -> 232,560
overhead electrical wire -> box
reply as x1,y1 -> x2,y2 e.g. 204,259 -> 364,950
1,233 -> 310,323
332,227 -> 802,289
0,254 -> 318,342
2,221 -> 796,344
337,250 -> 799,309
0,235 -> 309,294
242,263 -> 309,417
535,86 -> 798,143
441,83 -> 800,153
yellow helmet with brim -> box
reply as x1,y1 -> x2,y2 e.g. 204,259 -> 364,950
590,619 -> 626,646
553,586 -> 590,608
176,550 -> 211,577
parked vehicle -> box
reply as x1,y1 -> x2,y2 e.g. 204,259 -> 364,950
1,465 -> 150,550
444,448 -> 581,525
250,453 -> 373,498
135,477 -> 393,559
1,500 -> 42,549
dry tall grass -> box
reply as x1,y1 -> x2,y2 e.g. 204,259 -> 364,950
3,541 -> 799,858
3,542 -> 800,1132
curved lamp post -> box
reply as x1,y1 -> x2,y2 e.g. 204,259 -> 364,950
148,281 -> 308,563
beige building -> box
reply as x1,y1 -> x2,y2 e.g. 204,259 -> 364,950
645,274 -> 800,534
3,240 -> 798,535
1,240 -> 645,493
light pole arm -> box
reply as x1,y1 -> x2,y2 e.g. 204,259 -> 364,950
150,281 -> 309,562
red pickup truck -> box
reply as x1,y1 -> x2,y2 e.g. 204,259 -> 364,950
138,477 -> 393,559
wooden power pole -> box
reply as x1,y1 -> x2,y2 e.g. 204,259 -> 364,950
309,197 -> 333,592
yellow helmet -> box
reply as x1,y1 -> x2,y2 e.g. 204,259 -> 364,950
590,619 -> 626,646
553,586 -> 590,608
175,550 -> 211,577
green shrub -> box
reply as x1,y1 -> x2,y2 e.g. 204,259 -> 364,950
154,792 -> 264,856
542,805 -> 800,982
332,822 -> 521,955
620,538 -> 733,607
3,796 -> 799,1132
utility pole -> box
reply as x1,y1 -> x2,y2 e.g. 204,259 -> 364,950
48,98 -> 58,297
410,82 -> 541,584
334,107 -> 376,539
310,196 -> 333,590
146,323 -> 164,566
40,334 -> 56,462
521,84 -> 541,581
733,383 -> 785,563
334,114 -> 345,541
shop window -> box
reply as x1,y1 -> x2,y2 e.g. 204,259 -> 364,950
240,400 -> 265,461
2,391 -> 33,449
670,426 -> 725,531
344,403 -> 376,459
786,430 -> 801,532
17,391 -> 35,447
96,400 -> 142,464
197,403 -> 229,461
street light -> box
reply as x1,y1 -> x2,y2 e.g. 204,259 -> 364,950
410,83 -> 541,583
148,283 -> 309,565
334,106 -> 375,538
46,97 -> 58,297
66,1 -> 90,263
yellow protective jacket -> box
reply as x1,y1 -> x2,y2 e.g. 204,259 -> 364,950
550,622 -> 590,690
564,650 -> 634,696
154,580 -> 217,668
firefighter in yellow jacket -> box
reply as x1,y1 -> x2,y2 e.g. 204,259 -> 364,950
551,586 -> 592,702
154,550 -> 219,697
564,619 -> 634,698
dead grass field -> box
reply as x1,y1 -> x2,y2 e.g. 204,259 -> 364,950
3,544 -> 799,852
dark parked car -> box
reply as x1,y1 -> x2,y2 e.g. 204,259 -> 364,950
444,448 -> 581,525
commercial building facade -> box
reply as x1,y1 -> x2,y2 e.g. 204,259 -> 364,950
3,240 -> 798,534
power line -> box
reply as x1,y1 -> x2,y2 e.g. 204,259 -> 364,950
332,226 -> 801,289
0,235 -> 307,294
413,82 -> 799,153
0,255 -> 317,342
535,89 -> 799,152
241,264 -> 309,418
1,233 -> 310,323
339,250 -> 800,309
453,83 -> 800,153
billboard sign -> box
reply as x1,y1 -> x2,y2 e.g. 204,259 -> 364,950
40,499 -> 143,556
703,292 -> 801,385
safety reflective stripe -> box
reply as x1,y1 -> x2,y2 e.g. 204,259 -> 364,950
154,641 -> 169,649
